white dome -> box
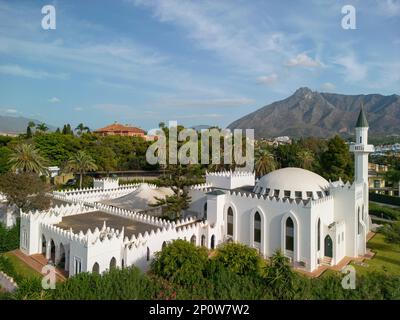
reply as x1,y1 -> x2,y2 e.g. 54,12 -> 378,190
254,167 -> 330,200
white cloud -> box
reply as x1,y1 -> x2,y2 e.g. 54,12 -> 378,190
0,64 -> 68,80
377,0 -> 400,16
321,82 -> 335,91
256,74 -> 278,85
334,54 -> 367,82
286,53 -> 322,68
0,107 -> 19,115
73,107 -> 83,111
48,97 -> 60,103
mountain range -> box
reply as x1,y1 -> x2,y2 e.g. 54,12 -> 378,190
228,87 -> 400,138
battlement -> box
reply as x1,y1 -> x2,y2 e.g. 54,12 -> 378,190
206,170 -> 255,190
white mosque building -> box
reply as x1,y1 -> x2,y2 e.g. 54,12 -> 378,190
19,108 -> 373,276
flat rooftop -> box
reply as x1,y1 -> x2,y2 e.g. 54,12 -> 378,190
55,211 -> 157,238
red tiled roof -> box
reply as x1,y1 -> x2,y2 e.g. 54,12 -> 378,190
94,123 -> 145,134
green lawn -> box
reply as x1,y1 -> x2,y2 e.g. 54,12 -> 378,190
2,252 -> 41,280
352,233 -> 400,276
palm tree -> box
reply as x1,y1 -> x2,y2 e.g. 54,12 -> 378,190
64,151 -> 97,188
255,149 -> 277,177
75,123 -> 90,135
8,143 -> 48,175
296,150 -> 315,170
36,123 -> 48,133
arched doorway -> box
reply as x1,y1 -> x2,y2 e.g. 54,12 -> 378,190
227,207 -> 234,237
147,247 -> 150,261
285,217 -> 294,252
190,235 -> 196,245
41,235 -> 47,256
59,243 -> 66,269
201,235 -> 206,247
110,257 -> 117,269
324,235 -> 333,258
210,235 -> 215,249
254,211 -> 261,243
50,239 -> 56,263
92,262 -> 100,274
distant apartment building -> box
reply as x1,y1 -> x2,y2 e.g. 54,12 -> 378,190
94,122 -> 146,138
368,162 -> 399,196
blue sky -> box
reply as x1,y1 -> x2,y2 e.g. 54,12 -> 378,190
0,0 -> 399,131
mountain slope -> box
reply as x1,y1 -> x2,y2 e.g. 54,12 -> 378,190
0,115 -> 55,134
227,87 -> 400,138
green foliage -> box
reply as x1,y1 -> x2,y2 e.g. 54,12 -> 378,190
319,135 -> 353,181
8,143 -> 49,175
0,146 -> 12,173
151,239 -> 208,286
64,150 -> 97,188
0,220 -> 20,253
213,242 -> 262,276
0,254 -> 21,281
262,250 -> 295,299
52,267 -> 155,300
378,222 -> 400,244
12,277 -> 50,300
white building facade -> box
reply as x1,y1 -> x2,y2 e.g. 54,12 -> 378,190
19,108 -> 373,275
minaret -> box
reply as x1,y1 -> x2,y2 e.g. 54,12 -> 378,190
350,104 -> 374,184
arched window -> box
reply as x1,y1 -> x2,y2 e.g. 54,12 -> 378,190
357,207 -> 360,235
210,235 -> 215,249
146,247 -> 150,261
254,212 -> 261,243
190,235 -> 196,245
285,217 -> 294,251
162,241 -> 167,249
203,202 -> 208,220
317,218 -> 321,251
92,262 -> 99,274
227,207 -> 234,237
201,235 -> 206,247
109,257 -> 116,269
50,239 -> 56,263
121,259 -> 125,269
41,235 -> 47,255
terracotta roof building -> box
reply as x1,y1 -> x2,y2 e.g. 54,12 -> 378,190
94,122 -> 146,137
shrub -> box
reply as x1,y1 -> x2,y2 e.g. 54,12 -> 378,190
150,239 -> 208,286
213,242 -> 262,276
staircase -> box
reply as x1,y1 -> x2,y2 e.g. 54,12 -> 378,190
320,256 -> 332,266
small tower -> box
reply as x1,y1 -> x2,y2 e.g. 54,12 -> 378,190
350,104 -> 374,184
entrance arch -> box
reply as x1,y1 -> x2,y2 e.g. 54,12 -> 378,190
324,235 -> 333,258
110,257 -> 117,269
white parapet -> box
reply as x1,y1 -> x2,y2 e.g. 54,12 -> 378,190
93,178 -> 119,190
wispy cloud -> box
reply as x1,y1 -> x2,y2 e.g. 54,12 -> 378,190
256,74 -> 278,85
48,97 -> 60,103
286,53 -> 322,68
333,53 -> 367,82
320,82 -> 335,91
0,64 -> 68,80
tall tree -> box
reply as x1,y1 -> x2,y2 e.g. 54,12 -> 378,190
8,144 -> 48,175
64,150 -> 97,188
36,123 -> 48,133
255,149 -> 277,177
75,123 -> 90,135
